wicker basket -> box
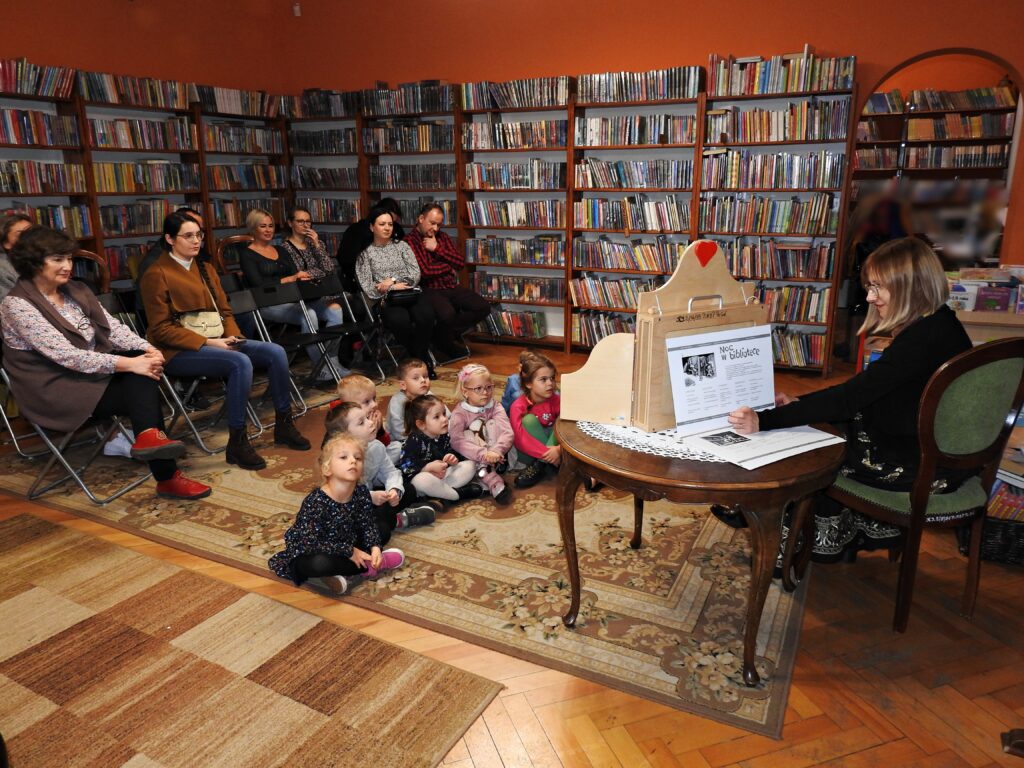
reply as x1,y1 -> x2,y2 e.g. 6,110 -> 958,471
957,517 -> 1024,566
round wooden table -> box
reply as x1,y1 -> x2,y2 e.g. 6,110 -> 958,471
555,419 -> 845,686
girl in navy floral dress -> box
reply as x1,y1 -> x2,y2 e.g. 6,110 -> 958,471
398,395 -> 479,502
269,433 -> 404,594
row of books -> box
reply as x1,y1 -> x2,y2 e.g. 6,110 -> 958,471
208,197 -> 286,228
707,51 -> 855,97
7,203 -> 92,238
290,165 -> 359,190
724,239 -> 834,280
574,114 -> 696,147
191,85 -> 280,117
394,197 -> 457,225
464,160 -> 566,190
854,147 -> 899,169
79,71 -> 190,110
466,199 -> 565,228
704,98 -> 849,144
0,109 -> 79,146
464,236 -> 566,267
908,87 -> 1017,112
0,58 -> 75,98
477,309 -> 547,339
461,77 -> 570,110
362,82 -> 455,116
906,113 -> 1015,141
572,236 -> 686,273
283,89 -> 360,119
756,284 -> 831,323
903,144 -> 1010,169
568,276 -> 660,309
576,67 -> 701,103
99,198 -> 178,236
863,90 -> 904,115
207,163 -> 287,191
103,244 -> 145,279
772,329 -> 825,367
0,160 -> 87,194
471,273 -> 565,303
362,121 -> 454,153
855,120 -> 885,141
368,163 -> 456,190
204,123 -> 283,154
698,193 -> 838,235
463,120 -> 568,150
295,196 -> 361,224
574,195 -> 690,232
575,158 -> 693,189
89,116 -> 194,151
93,161 -> 199,193
571,311 -> 636,347
700,149 -> 845,189
289,128 -> 357,155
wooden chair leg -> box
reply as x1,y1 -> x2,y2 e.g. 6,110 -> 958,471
893,525 -> 924,633
961,511 -> 985,618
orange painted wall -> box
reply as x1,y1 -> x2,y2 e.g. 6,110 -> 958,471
14,0 -> 1024,261
878,55 -> 1011,94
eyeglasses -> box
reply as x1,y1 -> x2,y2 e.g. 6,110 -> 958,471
465,384 -> 494,394
865,282 -> 884,296
177,231 -> 205,242
67,303 -> 92,332
292,218 -> 312,225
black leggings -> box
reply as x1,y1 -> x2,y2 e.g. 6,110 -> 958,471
290,507 -> 395,581
379,297 -> 436,361
91,369 -> 176,482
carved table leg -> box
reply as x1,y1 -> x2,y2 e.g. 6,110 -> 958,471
631,496 -> 644,549
558,451 -> 586,627
781,495 -> 815,592
739,502 -> 785,687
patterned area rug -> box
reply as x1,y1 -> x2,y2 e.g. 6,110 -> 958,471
0,514 -> 501,768
0,368 -> 809,737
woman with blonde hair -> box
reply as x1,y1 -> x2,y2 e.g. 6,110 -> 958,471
725,237 -> 971,561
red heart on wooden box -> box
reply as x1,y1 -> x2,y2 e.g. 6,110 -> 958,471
695,240 -> 717,267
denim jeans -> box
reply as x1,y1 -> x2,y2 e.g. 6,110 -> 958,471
259,299 -> 346,377
164,339 -> 292,429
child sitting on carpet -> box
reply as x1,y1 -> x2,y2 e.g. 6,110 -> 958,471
268,433 -> 405,595
335,373 -> 388,446
324,402 -> 438,528
509,350 -> 561,489
449,363 -> 514,505
398,394 -> 481,503
385,358 -> 450,462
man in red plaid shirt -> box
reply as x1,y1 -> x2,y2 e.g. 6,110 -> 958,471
404,203 -> 490,361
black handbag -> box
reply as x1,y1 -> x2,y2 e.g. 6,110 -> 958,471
379,286 -> 422,309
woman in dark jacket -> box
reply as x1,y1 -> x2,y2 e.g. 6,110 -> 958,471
0,226 -> 210,500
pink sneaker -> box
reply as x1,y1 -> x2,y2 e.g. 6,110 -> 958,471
363,548 -> 405,579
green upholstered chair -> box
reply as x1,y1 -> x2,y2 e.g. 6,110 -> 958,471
811,337 -> 1024,633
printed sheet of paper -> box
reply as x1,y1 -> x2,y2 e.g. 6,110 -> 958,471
681,425 -> 845,470
666,325 -> 774,435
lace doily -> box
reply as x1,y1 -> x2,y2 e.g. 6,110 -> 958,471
577,421 -> 725,462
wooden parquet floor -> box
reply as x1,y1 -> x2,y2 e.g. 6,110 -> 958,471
2,342 -> 1022,767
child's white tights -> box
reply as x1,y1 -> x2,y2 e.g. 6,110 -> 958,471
412,460 -> 476,500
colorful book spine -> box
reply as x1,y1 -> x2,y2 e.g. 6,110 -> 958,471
206,163 -> 286,191
368,163 -> 455,190
576,67 -> 701,102
290,166 -> 358,189
362,83 -> 454,116
699,193 -> 837,235
362,121 -> 454,153
568,275 -> 661,309
0,109 -> 79,146
209,197 -> 286,227
572,236 -> 685,272
0,160 -> 87,194
701,149 -> 844,189
6,202 -> 91,237
704,98 -> 849,143
574,114 -> 696,146
289,128 -> 357,154
463,120 -> 568,150
204,122 -> 283,154
295,196 -> 361,224
571,311 -> 636,346
466,199 -> 565,228
461,77 -> 570,110
465,236 -> 565,267
99,198 -> 178,235
477,309 -> 548,339
464,160 -> 566,190
471,273 -> 565,303
573,194 -> 690,232
89,116 -> 194,151
575,158 -> 693,189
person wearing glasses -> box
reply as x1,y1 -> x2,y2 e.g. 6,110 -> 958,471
0,225 -> 211,500
240,209 -> 349,386
724,237 -> 971,563
140,211 -> 310,471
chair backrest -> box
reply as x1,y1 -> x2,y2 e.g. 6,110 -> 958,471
73,249 -> 110,294
219,271 -> 245,294
296,272 -> 343,301
917,337 -> 1024,504
227,288 -> 258,315
214,235 -> 254,275
249,280 -> 302,309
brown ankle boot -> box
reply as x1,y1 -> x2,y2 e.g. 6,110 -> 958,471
226,427 -> 266,470
274,410 -> 311,451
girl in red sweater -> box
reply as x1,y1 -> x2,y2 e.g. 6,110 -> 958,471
509,350 -> 561,489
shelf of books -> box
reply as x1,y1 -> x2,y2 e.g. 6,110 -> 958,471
569,65 -> 702,350
459,76 -> 572,348
1,59 -> 92,273
702,47 -> 857,374
284,87 -> 364,256
193,85 -> 289,255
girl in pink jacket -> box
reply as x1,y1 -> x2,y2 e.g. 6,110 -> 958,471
449,363 -> 515,505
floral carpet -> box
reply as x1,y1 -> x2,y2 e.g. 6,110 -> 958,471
0,368 -> 808,737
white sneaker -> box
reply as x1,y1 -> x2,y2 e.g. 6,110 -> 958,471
103,430 -> 136,459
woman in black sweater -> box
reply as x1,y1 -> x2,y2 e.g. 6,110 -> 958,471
727,237 -> 972,561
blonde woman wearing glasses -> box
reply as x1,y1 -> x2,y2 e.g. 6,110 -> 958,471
725,237 -> 971,563
140,212 -> 310,471
0,225 -> 210,500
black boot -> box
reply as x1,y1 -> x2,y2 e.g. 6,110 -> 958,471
514,461 -> 546,489
226,427 -> 266,470
275,410 -> 311,450
455,482 -> 484,500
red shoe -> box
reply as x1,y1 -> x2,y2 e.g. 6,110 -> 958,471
156,471 -> 211,500
130,428 -> 187,461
